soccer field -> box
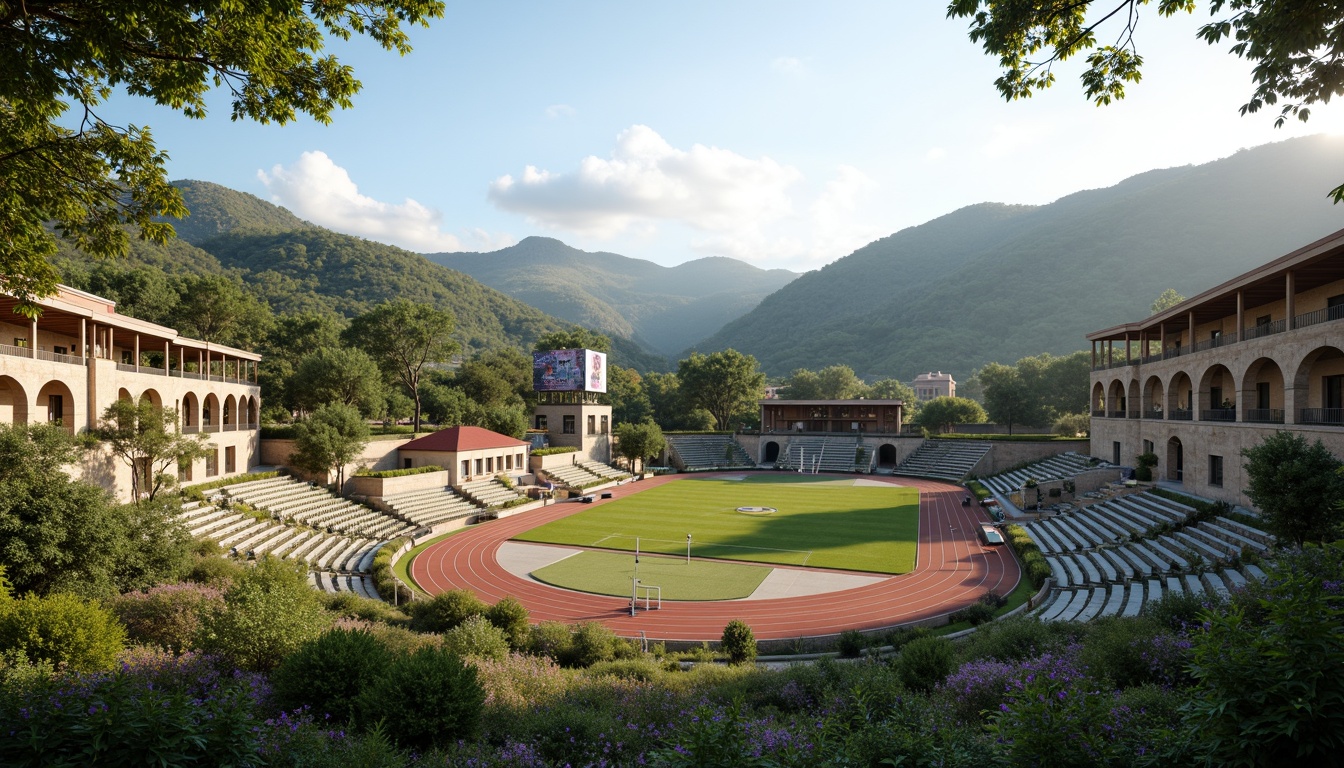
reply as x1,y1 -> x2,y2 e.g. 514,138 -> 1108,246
513,475 -> 920,574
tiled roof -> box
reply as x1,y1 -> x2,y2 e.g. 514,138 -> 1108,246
401,426 -> 529,453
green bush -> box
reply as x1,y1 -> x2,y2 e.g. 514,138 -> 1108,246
528,620 -> 574,663
196,557 -> 331,671
1078,617 -> 1176,689
896,636 -> 956,692
530,446 -> 579,456
184,554 -> 247,587
442,615 -> 510,661
950,600 -> 997,626
0,592 -> 125,672
569,621 -> 617,667
720,619 -> 757,665
356,646 -> 485,751
484,596 -> 531,649
837,629 -> 867,658
320,590 -> 411,627
408,588 -> 487,633
270,628 -> 392,723
353,465 -> 443,478
369,539 -> 414,604
110,582 -> 224,654
586,657 -> 663,682
956,615 -> 1078,664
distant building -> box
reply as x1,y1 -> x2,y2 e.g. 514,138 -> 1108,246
759,399 -> 903,434
910,371 -> 956,401
399,426 -> 530,487
530,348 -> 612,463
0,285 -> 261,501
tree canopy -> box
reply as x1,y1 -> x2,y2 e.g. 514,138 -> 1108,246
91,399 -> 212,502
345,300 -> 458,433
949,0 -> 1344,199
1151,288 -> 1187,315
1241,431 -> 1344,546
614,420 -> 666,473
290,403 -> 371,489
1,0 -> 445,317
677,350 -> 766,431
913,396 -> 988,434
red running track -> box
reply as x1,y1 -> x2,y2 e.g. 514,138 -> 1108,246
410,473 -> 1020,642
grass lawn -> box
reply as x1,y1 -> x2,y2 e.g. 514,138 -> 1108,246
531,550 -> 772,600
514,475 -> 920,574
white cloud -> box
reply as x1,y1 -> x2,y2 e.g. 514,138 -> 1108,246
545,103 -> 576,119
488,125 -> 802,237
257,151 -> 509,253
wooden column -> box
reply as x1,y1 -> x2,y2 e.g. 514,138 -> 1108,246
79,319 -> 87,362
1286,271 -> 1296,329
1187,312 -> 1196,351
28,319 -> 36,358
134,334 -> 141,372
1236,290 -> 1244,341
164,341 -> 170,375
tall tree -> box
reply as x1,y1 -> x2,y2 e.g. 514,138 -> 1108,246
290,403 -> 370,489
0,0 -> 446,318
1151,288 -> 1187,315
677,350 -> 766,431
614,420 -> 666,473
258,311 -> 347,417
815,365 -> 869,400
781,369 -> 823,400
534,329 -> 612,353
1241,431 -> 1344,546
608,366 -> 652,425
978,362 -> 1037,435
290,347 -> 387,417
170,274 -> 273,348
344,300 -> 458,433
92,399 -> 212,503
912,396 -> 987,434
949,0 -> 1344,199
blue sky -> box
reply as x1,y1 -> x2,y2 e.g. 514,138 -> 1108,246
99,1 -> 1344,271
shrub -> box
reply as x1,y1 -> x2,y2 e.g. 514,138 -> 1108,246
442,615 -> 511,661
528,620 -> 574,663
837,629 -> 867,658
183,553 -> 247,587
270,628 -> 392,724
587,657 -> 663,682
408,588 -> 487,633
110,582 -> 224,654
320,590 -> 411,627
895,636 -> 956,692
950,600 -> 997,626
369,539 -> 414,604
721,619 -> 757,665
0,592 -> 126,672
356,646 -> 485,750
956,614 -> 1078,664
196,556 -> 331,671
353,465 -> 443,478
1142,589 -> 1220,632
569,621 -> 617,667
484,596 -> 531,649
1078,616 -> 1185,689
530,446 -> 578,456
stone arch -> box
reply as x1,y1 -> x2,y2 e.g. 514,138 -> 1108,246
117,387 -> 133,402
1167,371 -> 1193,415
223,394 -> 237,428
1106,379 -> 1127,415
139,388 -> 163,409
182,392 -> 200,431
1126,379 -> 1140,417
1291,345 -> 1344,425
1091,382 -> 1106,413
1240,357 -> 1285,423
1142,375 -> 1164,416
763,441 -> 781,463
1166,436 -> 1184,483
246,396 -> 259,427
877,443 -> 897,466
35,380 -> 77,434
203,393 -> 220,430
1197,363 -> 1236,419
0,376 -> 29,424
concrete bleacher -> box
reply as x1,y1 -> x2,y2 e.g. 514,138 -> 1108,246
460,477 -> 526,508
666,435 -> 754,470
540,462 -> 606,490
1034,563 -> 1267,622
219,476 -> 417,540
382,486 -> 480,528
980,452 -> 1109,495
893,439 -> 990,481
776,436 -> 868,473
578,461 -> 634,482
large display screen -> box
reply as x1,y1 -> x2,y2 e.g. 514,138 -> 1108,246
533,348 -> 607,393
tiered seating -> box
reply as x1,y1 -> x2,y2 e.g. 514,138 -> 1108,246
775,436 -> 864,473
382,486 -> 480,528
219,476 -> 417,540
980,452 -> 1110,495
313,571 -> 380,599
1026,491 -> 1276,623
460,477 -> 525,508
177,503 -> 381,575
579,461 -> 635,481
540,463 -> 605,489
893,439 -> 990,481
665,435 -> 754,470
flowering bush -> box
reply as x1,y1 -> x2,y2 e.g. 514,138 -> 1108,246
0,591 -> 125,672
109,581 -> 223,654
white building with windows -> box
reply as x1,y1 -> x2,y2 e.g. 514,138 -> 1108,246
0,286 -> 262,501
1088,228 -> 1344,506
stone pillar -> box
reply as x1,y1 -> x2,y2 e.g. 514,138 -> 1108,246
134,334 -> 140,372
1236,290 -> 1244,341
80,319 -> 87,362
164,341 -> 170,375
109,327 -> 115,362
28,319 -> 36,358
1286,270 -> 1296,329
1187,312 -> 1195,351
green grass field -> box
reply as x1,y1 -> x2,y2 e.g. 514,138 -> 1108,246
514,475 -> 920,574
531,551 -> 772,600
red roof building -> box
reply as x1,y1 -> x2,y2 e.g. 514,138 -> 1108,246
400,426 -> 530,487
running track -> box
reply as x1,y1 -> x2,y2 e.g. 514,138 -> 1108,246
411,473 -> 1020,642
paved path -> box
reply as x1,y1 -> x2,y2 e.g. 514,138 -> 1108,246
411,472 -> 1019,641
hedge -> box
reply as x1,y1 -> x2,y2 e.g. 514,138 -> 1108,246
371,538 -> 416,604
355,465 -> 444,479
531,446 -> 579,456
1003,523 -> 1052,590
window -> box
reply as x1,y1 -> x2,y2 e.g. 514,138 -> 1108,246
1256,314 -> 1271,328
225,446 -> 236,474
1112,441 -> 1121,466
1257,382 -> 1271,410
1326,375 -> 1344,411
47,395 -> 63,424
563,415 -> 575,434
535,415 -> 547,430
516,452 -> 524,468
178,459 -> 193,482
121,350 -> 133,365
1143,439 -> 1154,455
1209,455 -> 1224,487
475,458 -> 483,475
205,450 -> 218,477
505,454 -> 513,470
12,338 -> 26,348
53,346 -> 67,355
462,459 -> 470,478
600,415 -> 608,434
1329,294 -> 1344,320
487,457 -> 495,473
404,458 -> 413,469
587,415 -> 596,435
1209,386 -> 1223,409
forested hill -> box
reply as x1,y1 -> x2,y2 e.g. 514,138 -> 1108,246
428,237 -> 798,357
164,180 -> 311,242
693,134 -> 1344,379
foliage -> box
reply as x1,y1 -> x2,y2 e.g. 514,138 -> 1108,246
569,621 -> 618,668
290,402 -> 371,488
1003,523 -> 1052,590
1151,288 -> 1187,314
291,346 -> 388,417
1187,545 -> 1344,765
1241,431 -> 1344,545
110,581 -> 224,655
354,465 -> 444,478
442,615 -> 512,661
170,273 -> 274,348
837,629 -> 867,658
721,619 -> 758,665
528,620 -> 575,663
614,419 -> 667,472
1053,411 -> 1091,437
484,596 -> 532,650
270,628 -> 392,724
780,364 -> 869,400
912,396 -> 987,433
345,299 -> 459,432
408,588 -> 487,634
531,446 -> 580,456
895,635 -> 957,692
534,328 -> 612,353
92,399 -> 211,502
0,591 -> 126,673
197,556 -> 331,671
677,349 -> 766,431
356,645 -> 485,750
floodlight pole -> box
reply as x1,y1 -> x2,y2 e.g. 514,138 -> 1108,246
686,533 -> 692,564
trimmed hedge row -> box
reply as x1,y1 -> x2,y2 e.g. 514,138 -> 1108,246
371,538 -> 416,603
355,465 -> 444,479
531,446 -> 578,456
1004,523 -> 1051,590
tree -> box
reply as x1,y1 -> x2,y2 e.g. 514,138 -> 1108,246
197,556 -> 331,671
92,399 -> 212,502
677,350 -> 766,431
978,362 -> 1038,435
1241,431 -> 1344,546
614,419 -> 666,472
420,381 -> 472,426
869,378 -> 918,403
721,619 -> 757,665
815,364 -> 869,399
258,311 -> 347,415
781,368 -> 823,400
608,366 -> 652,425
344,300 -> 458,433
949,0 -> 1344,199
534,328 -> 612,353
1,0 -> 446,318
291,347 -> 387,416
169,275 -> 273,348
913,396 -> 988,434
290,402 -> 371,488
645,371 -> 712,431
1151,288 -> 1187,315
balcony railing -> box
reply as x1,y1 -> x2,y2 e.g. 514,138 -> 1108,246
1299,408 -> 1344,425
1194,335 -> 1236,352
1106,410 -> 1128,419
203,424 -> 221,433
1126,410 -> 1140,419
1142,409 -> 1165,420
182,425 -> 200,434
1294,304 -> 1344,330
1243,319 -> 1287,341
1092,409 -> 1106,418
1168,409 -> 1193,421
35,349 -> 82,365
1200,408 -> 1237,422
1243,408 -> 1285,424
